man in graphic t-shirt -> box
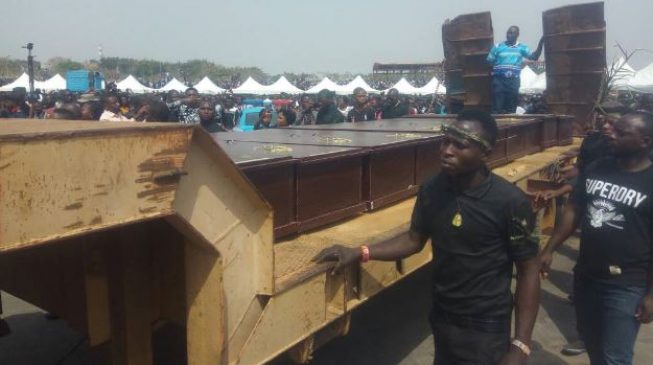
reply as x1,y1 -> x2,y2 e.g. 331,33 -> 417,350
540,112 -> 653,365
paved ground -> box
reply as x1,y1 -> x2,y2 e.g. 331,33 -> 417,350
1,237 -> 652,364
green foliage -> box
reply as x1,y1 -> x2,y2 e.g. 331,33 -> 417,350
0,57 -> 42,79
50,58 -> 84,75
1,56 -> 441,89
95,57 -> 268,85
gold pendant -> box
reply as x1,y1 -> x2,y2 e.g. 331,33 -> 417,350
452,212 -> 462,227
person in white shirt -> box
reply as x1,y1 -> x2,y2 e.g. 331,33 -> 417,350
99,94 -> 134,122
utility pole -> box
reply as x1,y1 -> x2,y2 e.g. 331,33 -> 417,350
22,42 -> 34,93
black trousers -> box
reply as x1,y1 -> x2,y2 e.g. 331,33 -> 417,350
491,76 -> 520,114
430,313 -> 510,365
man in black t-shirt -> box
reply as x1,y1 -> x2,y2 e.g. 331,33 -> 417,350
347,87 -> 375,122
541,112 -> 653,365
315,89 -> 345,124
314,110 -> 541,365
381,88 -> 409,119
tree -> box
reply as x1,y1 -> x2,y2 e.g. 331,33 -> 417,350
47,57 -> 84,75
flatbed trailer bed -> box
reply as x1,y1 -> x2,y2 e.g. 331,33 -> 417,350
0,119 -> 579,365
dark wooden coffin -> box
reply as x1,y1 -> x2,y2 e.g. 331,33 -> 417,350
292,116 -> 549,171
217,140 -> 297,238
498,117 -> 543,161
557,115 -> 574,145
361,116 -> 502,168
216,139 -> 367,238
403,114 -> 550,166
289,118 -> 446,134
289,119 -> 445,185
219,129 -> 440,210
489,114 -> 559,150
540,115 -> 559,148
487,127 -> 508,168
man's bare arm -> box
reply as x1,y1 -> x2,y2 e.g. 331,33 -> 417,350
312,230 -> 429,274
539,201 -> 581,277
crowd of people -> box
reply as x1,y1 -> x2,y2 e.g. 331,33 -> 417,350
0,85 -> 450,131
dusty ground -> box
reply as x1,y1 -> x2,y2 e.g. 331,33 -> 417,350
1,237 -> 652,365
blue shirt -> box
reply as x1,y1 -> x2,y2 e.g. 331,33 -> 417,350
486,42 -> 532,78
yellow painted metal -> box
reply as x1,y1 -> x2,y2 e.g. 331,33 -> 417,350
0,120 -> 192,252
0,120 -> 273,365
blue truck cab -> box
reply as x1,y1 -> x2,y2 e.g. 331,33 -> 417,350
66,70 -> 104,92
237,106 -> 277,132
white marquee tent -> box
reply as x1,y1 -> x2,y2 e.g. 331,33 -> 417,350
193,77 -> 225,94
116,75 -> 154,93
338,75 -> 378,95
520,71 -> 547,94
387,78 -> 421,95
233,77 -> 269,95
159,78 -> 189,92
628,62 -> 653,93
0,73 -> 31,92
530,72 -> 547,93
37,74 -> 66,91
306,77 -> 342,94
415,77 -> 446,95
264,76 -> 303,94
519,66 -> 539,94
613,57 -> 637,91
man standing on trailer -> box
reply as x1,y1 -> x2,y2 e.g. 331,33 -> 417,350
315,110 -> 541,365
487,26 -> 544,114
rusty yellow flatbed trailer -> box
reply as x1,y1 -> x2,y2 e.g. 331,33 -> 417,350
0,120 -> 579,365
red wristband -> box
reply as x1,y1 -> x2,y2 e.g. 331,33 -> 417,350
360,245 -> 370,263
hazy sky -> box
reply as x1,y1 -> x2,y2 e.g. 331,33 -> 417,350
1,0 -> 651,74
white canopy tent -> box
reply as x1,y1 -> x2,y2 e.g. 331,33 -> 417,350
116,75 -> 154,93
306,77 -> 342,94
159,78 -> 189,92
0,73 -> 32,92
233,77 -> 269,95
37,74 -> 66,91
628,62 -> 653,93
193,76 -> 225,94
264,76 -> 303,94
522,72 -> 547,94
386,78 -> 421,95
533,72 -> 547,92
612,57 -> 637,91
519,66 -> 539,94
338,75 -> 378,95
415,77 -> 446,95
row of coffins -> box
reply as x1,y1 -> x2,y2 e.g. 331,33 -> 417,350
214,115 -> 573,239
